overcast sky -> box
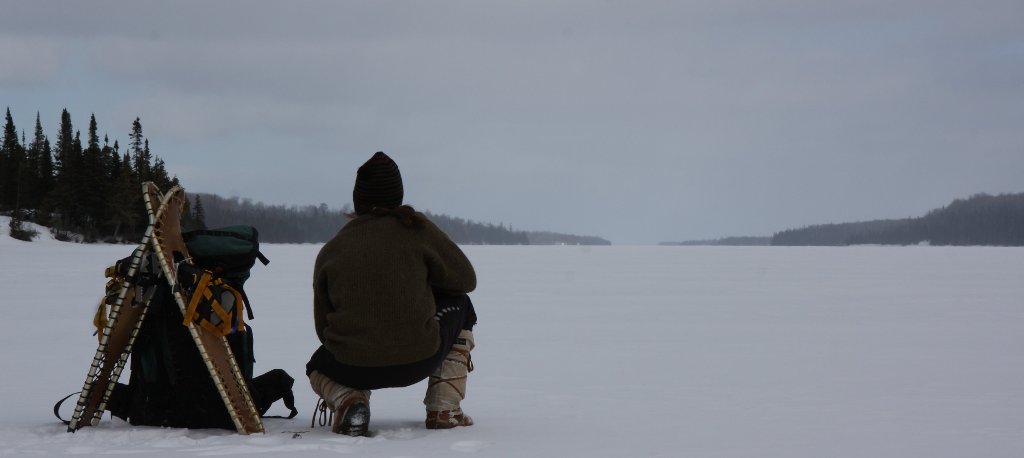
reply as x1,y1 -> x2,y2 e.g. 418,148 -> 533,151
2,1 -> 1021,244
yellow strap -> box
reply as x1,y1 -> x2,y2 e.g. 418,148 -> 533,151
211,283 -> 246,335
185,273 -> 248,336
93,300 -> 107,342
183,271 -> 214,327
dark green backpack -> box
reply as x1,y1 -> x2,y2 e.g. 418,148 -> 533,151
183,225 -> 270,289
109,226 -> 295,428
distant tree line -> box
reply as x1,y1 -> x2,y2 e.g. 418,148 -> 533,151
771,193 -> 1024,246
195,193 -> 351,243
424,211 -> 530,245
425,215 -> 610,245
521,230 -> 611,246
196,192 -> 611,245
0,108 -> 188,242
771,220 -> 908,246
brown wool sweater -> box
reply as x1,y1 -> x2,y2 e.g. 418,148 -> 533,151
313,213 -> 476,367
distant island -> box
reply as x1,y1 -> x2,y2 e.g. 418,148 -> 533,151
664,192 -> 1024,247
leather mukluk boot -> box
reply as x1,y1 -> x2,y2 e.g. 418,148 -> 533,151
309,370 -> 371,436
424,329 -> 475,429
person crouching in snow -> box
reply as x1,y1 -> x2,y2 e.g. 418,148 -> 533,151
306,151 -> 478,436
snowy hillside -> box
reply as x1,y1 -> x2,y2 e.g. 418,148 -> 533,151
2,221 -> 1023,457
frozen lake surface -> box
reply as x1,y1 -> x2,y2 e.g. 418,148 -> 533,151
2,218 -> 1023,457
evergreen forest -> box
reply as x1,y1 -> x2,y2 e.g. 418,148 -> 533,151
0,108 -> 195,242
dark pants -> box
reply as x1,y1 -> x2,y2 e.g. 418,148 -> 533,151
306,293 -> 477,390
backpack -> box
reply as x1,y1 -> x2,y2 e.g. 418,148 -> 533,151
102,225 -> 296,428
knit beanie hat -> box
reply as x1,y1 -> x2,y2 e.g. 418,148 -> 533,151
353,151 -> 404,215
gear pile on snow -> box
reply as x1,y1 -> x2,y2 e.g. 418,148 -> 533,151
60,183 -> 296,434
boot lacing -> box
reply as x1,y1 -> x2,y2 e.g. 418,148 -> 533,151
427,347 -> 473,398
312,398 -> 334,428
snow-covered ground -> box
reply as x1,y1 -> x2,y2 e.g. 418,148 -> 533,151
2,216 -> 1023,457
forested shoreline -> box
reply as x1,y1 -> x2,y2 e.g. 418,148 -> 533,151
770,193 -> 1024,246
0,107 -> 608,245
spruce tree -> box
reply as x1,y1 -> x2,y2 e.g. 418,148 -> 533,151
79,114 -> 107,238
28,114 -> 49,207
129,117 -> 149,181
51,109 -> 80,229
151,155 -> 172,189
0,111 -> 6,210
34,113 -> 55,225
0,108 -> 22,210
53,110 -> 74,173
